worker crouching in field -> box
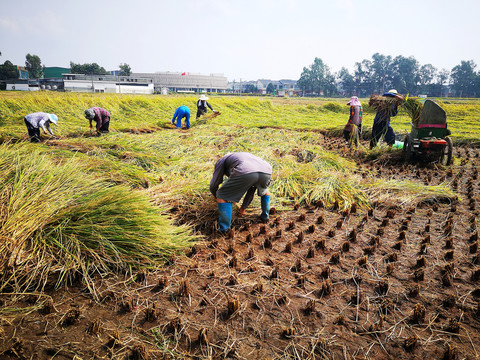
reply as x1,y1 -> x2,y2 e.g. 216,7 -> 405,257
210,152 -> 272,233
370,89 -> 403,149
196,95 -> 217,119
343,96 -> 363,146
84,107 -> 111,136
24,112 -> 58,142
171,105 -> 191,129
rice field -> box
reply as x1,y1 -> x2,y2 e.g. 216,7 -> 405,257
0,91 -> 479,359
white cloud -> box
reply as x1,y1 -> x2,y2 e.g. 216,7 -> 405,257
336,0 -> 354,12
0,17 -> 20,33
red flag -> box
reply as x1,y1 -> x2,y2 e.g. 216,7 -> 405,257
181,72 -> 189,76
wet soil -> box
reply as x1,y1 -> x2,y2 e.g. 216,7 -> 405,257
1,137 -> 480,359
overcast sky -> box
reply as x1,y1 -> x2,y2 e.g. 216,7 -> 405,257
1,0 -> 478,81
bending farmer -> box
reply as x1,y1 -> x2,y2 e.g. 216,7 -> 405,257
343,96 -> 363,146
24,112 -> 58,142
196,94 -> 216,119
210,152 -> 272,232
84,107 -> 111,135
370,89 -> 403,148
171,105 -> 191,129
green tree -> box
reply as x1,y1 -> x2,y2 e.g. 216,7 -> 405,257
436,69 -> 450,97
266,82 -> 274,94
353,59 -> 374,96
244,84 -> 258,93
390,55 -> 420,94
417,64 -> 437,94
370,53 -> 393,93
70,61 -> 108,75
450,60 -> 477,97
25,53 -> 44,78
119,63 -> 131,76
337,67 -> 355,95
298,57 -> 335,96
0,60 -> 18,80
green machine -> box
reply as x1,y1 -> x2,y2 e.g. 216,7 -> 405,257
403,99 -> 453,165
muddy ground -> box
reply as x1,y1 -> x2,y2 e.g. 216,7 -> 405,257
1,136 -> 480,360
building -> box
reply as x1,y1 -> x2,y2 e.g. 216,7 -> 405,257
228,79 -> 299,95
6,79 -> 40,91
63,74 -> 154,94
132,72 -> 228,93
16,66 -> 29,79
44,67 -> 70,78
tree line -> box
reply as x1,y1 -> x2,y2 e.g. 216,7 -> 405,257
0,52 -> 131,80
298,53 -> 480,98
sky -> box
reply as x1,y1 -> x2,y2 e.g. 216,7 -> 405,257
1,0 -> 479,82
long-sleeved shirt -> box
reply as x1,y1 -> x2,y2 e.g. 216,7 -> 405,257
210,152 -> 272,197
373,105 -> 398,126
197,100 -> 213,113
172,106 -> 191,123
24,112 -> 55,135
344,105 -> 363,131
88,107 -> 111,131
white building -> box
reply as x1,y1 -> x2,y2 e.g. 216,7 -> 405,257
63,74 -> 154,94
132,72 -> 228,93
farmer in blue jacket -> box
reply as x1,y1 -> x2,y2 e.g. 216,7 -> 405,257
171,105 -> 191,129
370,89 -> 403,149
210,152 -> 272,232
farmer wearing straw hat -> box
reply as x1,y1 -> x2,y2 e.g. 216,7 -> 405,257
24,112 -> 58,142
84,107 -> 111,135
210,152 -> 272,233
171,105 -> 191,129
343,96 -> 363,146
196,94 -> 217,119
369,89 -> 403,149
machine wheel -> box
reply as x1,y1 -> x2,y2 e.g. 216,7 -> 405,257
441,136 -> 453,166
403,135 -> 412,162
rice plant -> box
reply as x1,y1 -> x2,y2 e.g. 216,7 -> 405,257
0,144 -> 197,293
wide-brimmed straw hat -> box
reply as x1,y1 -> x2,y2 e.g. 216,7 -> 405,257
199,95 -> 209,101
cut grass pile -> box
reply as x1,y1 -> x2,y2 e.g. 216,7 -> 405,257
0,143 -> 196,293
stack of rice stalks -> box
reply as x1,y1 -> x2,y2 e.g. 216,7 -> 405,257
402,98 -> 423,126
368,95 -> 402,116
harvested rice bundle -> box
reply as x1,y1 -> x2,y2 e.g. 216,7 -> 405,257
402,97 -> 423,126
368,95 -> 402,114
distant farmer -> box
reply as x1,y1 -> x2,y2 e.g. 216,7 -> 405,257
84,107 -> 111,135
343,96 -> 363,146
196,94 -> 217,119
24,112 -> 58,142
370,89 -> 403,149
210,152 -> 272,232
171,105 -> 191,129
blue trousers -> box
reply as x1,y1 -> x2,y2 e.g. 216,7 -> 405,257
172,106 -> 191,129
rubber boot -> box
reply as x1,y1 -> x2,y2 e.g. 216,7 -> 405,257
217,202 -> 232,232
260,195 -> 270,221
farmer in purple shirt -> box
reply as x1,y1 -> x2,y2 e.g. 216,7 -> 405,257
84,107 -> 111,135
210,152 -> 272,232
24,112 -> 58,142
